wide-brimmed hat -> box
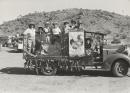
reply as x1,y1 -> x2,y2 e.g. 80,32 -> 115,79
52,22 -> 58,26
38,26 -> 43,30
28,23 -> 35,28
63,21 -> 69,25
71,20 -> 76,24
44,22 -> 50,26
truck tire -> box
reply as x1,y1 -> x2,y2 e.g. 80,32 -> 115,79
112,60 -> 129,77
41,62 -> 57,76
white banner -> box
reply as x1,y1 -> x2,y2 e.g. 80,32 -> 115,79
69,31 -> 85,57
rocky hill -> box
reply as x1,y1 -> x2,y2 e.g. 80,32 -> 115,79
0,8 -> 130,40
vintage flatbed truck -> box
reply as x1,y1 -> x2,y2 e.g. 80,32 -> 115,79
23,29 -> 130,77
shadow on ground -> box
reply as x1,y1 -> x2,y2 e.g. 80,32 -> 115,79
7,50 -> 23,53
0,67 -> 39,76
0,67 -> 117,77
57,70 -> 113,77
0,67 -> 31,75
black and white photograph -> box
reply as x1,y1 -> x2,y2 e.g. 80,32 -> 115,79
0,0 -> 130,93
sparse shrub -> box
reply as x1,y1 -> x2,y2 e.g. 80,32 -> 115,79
105,30 -> 111,35
0,8 -> 130,36
120,34 -> 127,39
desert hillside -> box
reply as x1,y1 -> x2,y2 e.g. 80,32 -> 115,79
0,8 -> 130,41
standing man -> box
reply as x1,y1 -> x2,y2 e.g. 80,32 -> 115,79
44,22 -> 51,43
52,22 -> 61,44
23,23 -> 36,53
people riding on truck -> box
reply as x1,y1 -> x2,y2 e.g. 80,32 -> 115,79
51,22 -> 61,44
23,23 -> 36,53
63,22 -> 71,34
44,22 -> 51,43
35,26 -> 44,54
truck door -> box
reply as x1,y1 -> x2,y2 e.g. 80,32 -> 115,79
85,32 -> 103,63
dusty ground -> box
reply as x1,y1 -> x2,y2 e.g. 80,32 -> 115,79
0,47 -> 130,93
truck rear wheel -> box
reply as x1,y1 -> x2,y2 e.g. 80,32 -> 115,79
41,62 -> 57,76
112,60 -> 129,77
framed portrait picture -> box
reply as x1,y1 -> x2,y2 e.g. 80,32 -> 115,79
69,31 -> 85,57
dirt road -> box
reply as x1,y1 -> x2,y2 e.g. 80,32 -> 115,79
0,47 -> 130,93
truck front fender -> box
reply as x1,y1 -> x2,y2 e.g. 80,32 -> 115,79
103,53 -> 130,71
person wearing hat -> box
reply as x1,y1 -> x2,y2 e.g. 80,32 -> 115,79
51,22 -> 61,44
70,20 -> 77,29
35,26 -> 47,55
23,23 -> 36,53
63,22 -> 71,34
70,19 -> 81,30
52,22 -> 61,35
44,22 -> 51,43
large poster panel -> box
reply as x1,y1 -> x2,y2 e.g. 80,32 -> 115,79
69,31 -> 85,57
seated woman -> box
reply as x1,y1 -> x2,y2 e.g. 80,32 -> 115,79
85,38 -> 92,56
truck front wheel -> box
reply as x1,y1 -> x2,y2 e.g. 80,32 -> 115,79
41,62 -> 57,76
112,60 -> 129,77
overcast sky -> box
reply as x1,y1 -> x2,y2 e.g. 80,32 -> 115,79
0,0 -> 130,24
